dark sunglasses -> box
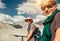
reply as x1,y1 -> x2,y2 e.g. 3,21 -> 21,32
41,4 -> 55,10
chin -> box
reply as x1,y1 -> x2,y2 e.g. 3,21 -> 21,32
45,13 -> 50,16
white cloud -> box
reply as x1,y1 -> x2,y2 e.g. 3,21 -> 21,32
13,15 -> 26,23
0,13 -> 47,25
0,0 -> 6,9
0,13 -> 26,24
0,13 -> 13,24
33,14 -> 47,23
16,0 -> 42,14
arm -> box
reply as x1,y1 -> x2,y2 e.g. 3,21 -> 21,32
53,12 -> 60,41
54,28 -> 60,41
26,30 -> 34,41
26,24 -> 36,41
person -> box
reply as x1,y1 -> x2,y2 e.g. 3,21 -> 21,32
40,0 -> 60,41
25,18 -> 36,41
25,18 -> 41,41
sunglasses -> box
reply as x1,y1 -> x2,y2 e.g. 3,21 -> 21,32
41,4 -> 55,10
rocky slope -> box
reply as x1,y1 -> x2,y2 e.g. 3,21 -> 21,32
0,22 -> 43,41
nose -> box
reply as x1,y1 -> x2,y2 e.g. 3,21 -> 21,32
45,7 -> 49,13
45,7 -> 48,11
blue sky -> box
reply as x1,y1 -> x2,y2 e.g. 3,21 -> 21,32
57,0 -> 60,3
0,0 -> 60,24
0,0 -> 26,16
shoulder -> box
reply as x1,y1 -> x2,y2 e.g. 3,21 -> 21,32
54,12 -> 60,30
55,12 -> 60,18
30,23 -> 35,26
30,23 -> 36,28
54,12 -> 60,20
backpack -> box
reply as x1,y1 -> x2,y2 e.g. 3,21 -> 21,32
34,27 -> 41,39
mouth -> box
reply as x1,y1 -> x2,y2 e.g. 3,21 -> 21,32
45,11 -> 49,14
44,11 -> 50,15
46,11 -> 49,13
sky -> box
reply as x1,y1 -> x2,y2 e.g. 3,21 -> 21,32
0,0 -> 60,24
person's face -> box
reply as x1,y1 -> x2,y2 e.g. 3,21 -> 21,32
25,22 -> 31,26
41,0 -> 56,16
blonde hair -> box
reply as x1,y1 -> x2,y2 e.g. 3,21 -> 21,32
40,0 -> 57,6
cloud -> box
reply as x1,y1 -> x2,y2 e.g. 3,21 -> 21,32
0,0 -> 6,9
33,14 -> 47,23
0,13 -> 47,25
0,13 -> 13,24
13,15 -> 26,23
16,0 -> 42,14
0,13 -> 26,24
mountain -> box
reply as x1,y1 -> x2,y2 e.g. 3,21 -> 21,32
0,22 -> 27,41
0,22 -> 43,41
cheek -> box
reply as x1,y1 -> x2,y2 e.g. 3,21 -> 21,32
48,7 -> 55,12
42,11 -> 46,15
50,8 -> 54,11
25,23 -> 28,25
43,11 -> 47,13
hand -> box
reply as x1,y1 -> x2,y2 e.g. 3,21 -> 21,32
26,38 -> 29,41
26,39 -> 29,41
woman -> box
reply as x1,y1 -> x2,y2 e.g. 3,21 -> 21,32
40,0 -> 60,41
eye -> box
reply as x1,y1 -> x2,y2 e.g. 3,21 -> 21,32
41,5 -> 53,10
47,5 -> 51,8
41,6 -> 45,10
47,5 -> 54,8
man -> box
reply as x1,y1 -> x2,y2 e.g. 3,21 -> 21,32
40,0 -> 60,41
25,18 -> 36,41
25,18 -> 41,41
